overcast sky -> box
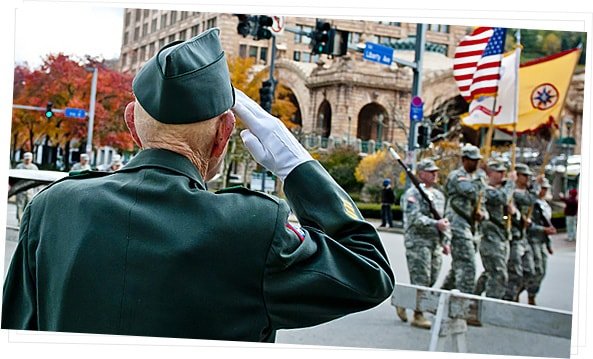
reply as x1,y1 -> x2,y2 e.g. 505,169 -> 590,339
14,3 -> 124,68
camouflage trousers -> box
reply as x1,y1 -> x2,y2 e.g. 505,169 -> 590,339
474,224 -> 509,299
503,238 -> 534,301
441,224 -> 477,293
405,243 -> 442,288
526,241 -> 548,296
16,192 -> 33,225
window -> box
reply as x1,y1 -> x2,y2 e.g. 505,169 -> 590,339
161,14 -> 168,28
180,12 -> 188,21
131,50 -> 138,65
140,46 -> 146,61
294,24 -> 312,44
293,51 -> 301,62
168,34 -> 176,43
143,9 -> 149,18
179,30 -> 187,41
122,53 -> 128,67
348,32 -> 361,44
239,44 -> 247,58
142,23 -> 148,36
125,11 -> 131,26
134,26 -> 140,41
248,46 -> 258,59
135,9 -> 141,21
259,47 -> 268,64
151,19 -> 157,33
170,11 -> 177,25
191,25 -> 200,37
302,52 -> 311,63
159,38 -> 166,48
123,31 -> 129,45
378,36 -> 395,45
206,17 -> 217,29
149,42 -> 155,56
429,24 -> 449,33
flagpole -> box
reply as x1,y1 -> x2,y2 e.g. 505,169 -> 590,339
483,97 -> 498,160
510,30 -> 522,171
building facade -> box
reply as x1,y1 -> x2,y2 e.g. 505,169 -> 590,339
120,9 -> 469,152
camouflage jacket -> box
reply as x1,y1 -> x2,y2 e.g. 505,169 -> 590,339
402,184 -> 447,247
444,167 -> 487,229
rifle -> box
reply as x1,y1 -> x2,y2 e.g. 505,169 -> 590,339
533,201 -> 554,254
388,148 -> 451,244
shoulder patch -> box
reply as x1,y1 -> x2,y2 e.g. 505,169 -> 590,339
215,185 -> 279,203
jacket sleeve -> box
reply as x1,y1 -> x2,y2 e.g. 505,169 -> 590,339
1,204 -> 38,330
262,161 -> 395,330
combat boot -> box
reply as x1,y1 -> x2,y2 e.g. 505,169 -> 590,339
528,295 -> 536,306
396,306 -> 408,322
411,311 -> 431,330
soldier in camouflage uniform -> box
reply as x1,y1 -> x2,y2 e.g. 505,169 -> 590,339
474,159 -> 516,299
14,152 -> 39,225
503,163 -> 541,302
397,158 -> 450,329
525,178 -> 556,305
441,144 -> 487,294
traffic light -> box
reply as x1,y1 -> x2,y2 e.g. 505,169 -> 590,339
45,101 -> 54,119
255,16 -> 273,40
259,80 -> 275,113
235,14 -> 255,37
310,20 -> 332,55
416,124 -> 430,148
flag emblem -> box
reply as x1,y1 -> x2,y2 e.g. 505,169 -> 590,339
531,83 -> 559,110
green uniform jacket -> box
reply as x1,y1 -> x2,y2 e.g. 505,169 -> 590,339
2,149 -> 394,342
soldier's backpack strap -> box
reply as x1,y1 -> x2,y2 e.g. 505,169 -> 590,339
215,185 -> 279,204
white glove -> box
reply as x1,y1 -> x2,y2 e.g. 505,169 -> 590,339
232,89 -> 313,181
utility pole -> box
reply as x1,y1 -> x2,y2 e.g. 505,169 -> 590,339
86,66 -> 98,165
407,24 -> 426,170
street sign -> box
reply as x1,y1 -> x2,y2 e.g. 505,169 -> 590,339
363,42 -> 394,66
271,16 -> 285,35
410,96 -> 423,121
65,107 -> 87,119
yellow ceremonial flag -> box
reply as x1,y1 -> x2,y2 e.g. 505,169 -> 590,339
461,48 -> 581,134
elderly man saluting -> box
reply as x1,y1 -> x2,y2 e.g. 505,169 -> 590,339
2,28 -> 394,342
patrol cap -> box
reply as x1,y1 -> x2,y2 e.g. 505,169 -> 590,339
515,163 -> 533,176
417,158 -> 440,172
541,178 -> 551,188
80,154 -> 89,160
461,144 -> 482,160
23,152 -> 32,159
487,159 -> 506,172
132,28 -> 235,124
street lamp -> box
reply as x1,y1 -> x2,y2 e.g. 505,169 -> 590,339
84,66 -> 98,165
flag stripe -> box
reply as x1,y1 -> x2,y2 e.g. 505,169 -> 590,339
453,27 -> 507,101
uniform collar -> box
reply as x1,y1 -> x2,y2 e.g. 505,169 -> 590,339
119,148 -> 206,190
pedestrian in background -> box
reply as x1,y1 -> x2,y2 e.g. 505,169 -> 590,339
560,189 -> 578,242
14,152 -> 39,225
2,28 -> 394,342
397,158 -> 449,329
71,153 -> 91,171
379,178 -> 395,228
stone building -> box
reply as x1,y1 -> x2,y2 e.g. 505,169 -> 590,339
119,9 -> 469,153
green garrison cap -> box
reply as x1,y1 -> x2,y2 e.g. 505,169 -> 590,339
132,28 -> 235,124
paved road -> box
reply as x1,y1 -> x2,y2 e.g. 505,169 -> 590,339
275,219 -> 575,357
2,205 -> 576,357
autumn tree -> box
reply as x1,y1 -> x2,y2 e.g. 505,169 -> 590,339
11,54 -> 134,168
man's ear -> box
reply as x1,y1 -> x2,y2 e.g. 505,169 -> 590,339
124,101 -> 143,148
211,111 -> 236,157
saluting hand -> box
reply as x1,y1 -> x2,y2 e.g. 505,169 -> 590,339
232,90 -> 313,181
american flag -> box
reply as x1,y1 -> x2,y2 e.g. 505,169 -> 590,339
454,27 -> 507,102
